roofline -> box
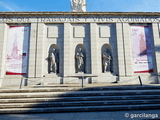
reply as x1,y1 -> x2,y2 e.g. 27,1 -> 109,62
0,12 -> 159,17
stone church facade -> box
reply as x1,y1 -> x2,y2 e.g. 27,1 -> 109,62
0,12 -> 160,87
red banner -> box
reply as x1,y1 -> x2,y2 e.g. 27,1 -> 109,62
131,26 -> 153,73
6,26 -> 29,75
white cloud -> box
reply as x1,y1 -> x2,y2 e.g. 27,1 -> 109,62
0,1 -> 21,11
0,1 -> 14,11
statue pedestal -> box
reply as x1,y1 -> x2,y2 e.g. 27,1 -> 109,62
98,72 -> 117,83
66,74 -> 97,88
42,74 -> 60,85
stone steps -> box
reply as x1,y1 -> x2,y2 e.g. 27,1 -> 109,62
1,94 -> 160,103
1,85 -> 160,93
0,90 -> 160,99
0,85 -> 160,113
1,104 -> 160,114
1,99 -> 160,109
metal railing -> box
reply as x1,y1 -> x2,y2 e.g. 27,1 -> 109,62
116,76 -> 143,86
138,76 -> 143,86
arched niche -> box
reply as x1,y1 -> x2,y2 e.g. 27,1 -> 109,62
48,44 -> 60,74
75,44 -> 86,73
101,44 -> 113,73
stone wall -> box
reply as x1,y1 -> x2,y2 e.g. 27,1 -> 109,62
0,12 -> 160,87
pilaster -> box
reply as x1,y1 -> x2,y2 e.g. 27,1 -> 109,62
63,23 -> 71,76
122,23 -> 133,76
35,23 -> 45,77
90,23 -> 98,82
28,23 -> 37,78
152,23 -> 160,83
116,23 -> 126,77
0,23 -> 7,86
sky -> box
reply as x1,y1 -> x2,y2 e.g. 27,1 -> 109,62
0,0 -> 160,12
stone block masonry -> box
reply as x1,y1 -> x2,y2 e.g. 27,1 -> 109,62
0,12 -> 159,87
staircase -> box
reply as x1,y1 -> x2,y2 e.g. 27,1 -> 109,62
0,85 -> 160,114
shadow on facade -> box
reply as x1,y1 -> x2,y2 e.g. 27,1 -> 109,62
154,45 -> 160,76
155,46 -> 160,53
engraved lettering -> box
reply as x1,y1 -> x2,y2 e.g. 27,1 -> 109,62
41,18 -> 46,22
92,17 -> 99,22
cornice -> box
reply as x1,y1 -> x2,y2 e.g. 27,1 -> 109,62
0,12 -> 159,17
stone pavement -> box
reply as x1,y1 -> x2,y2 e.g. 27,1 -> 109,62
0,110 -> 160,120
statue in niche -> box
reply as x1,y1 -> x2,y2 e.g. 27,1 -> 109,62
75,48 -> 85,73
70,0 -> 86,12
102,49 -> 112,73
49,48 -> 59,74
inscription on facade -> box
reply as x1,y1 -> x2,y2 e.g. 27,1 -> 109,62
0,17 -> 30,22
0,17 -> 159,23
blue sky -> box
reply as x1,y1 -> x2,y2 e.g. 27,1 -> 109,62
0,0 -> 160,12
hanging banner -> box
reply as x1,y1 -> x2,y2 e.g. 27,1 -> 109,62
131,26 -> 153,73
6,26 -> 29,75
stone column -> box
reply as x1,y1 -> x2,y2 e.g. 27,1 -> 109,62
152,23 -> 160,83
122,23 -> 133,76
90,23 -> 98,82
63,23 -> 71,77
35,23 -> 45,78
0,23 -> 7,87
116,23 -> 126,77
28,23 -> 37,78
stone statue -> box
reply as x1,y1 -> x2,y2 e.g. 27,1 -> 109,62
49,48 -> 59,73
102,49 -> 112,73
75,48 -> 85,73
70,0 -> 86,12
